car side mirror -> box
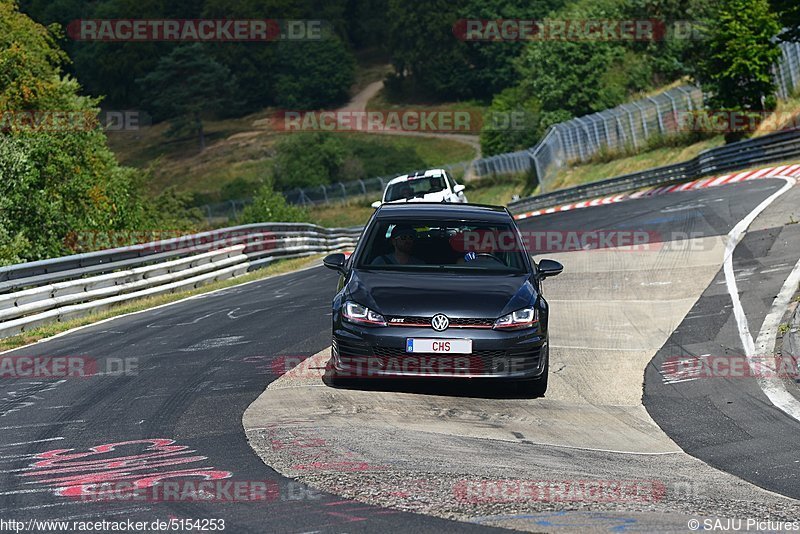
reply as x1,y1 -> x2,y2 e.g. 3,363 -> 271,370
323,253 -> 347,274
453,184 -> 466,193
537,259 -> 563,278
371,200 -> 382,209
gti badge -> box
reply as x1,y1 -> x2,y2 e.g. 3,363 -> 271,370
431,314 -> 449,332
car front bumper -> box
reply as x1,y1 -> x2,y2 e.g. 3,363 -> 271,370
330,322 -> 547,380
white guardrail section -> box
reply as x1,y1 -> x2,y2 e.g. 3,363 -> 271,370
0,223 -> 361,339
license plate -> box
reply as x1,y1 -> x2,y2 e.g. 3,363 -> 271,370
406,338 -> 472,354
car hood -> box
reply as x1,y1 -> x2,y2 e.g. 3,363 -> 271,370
345,269 -> 536,318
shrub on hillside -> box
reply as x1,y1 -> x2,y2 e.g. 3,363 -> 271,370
239,185 -> 309,224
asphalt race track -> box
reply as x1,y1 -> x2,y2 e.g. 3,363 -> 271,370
2,178 -> 800,533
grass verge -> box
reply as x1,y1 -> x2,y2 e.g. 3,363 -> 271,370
547,135 -> 725,191
0,254 -> 325,352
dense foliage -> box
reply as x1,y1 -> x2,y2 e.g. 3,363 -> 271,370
20,0 -> 364,116
239,184 -> 309,224
771,0 -> 800,42
691,0 -> 781,142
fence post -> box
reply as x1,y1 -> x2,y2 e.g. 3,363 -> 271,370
632,101 -> 649,139
623,106 -> 638,148
647,96 -> 664,133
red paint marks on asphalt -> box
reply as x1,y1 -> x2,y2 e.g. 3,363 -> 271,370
20,438 -> 232,498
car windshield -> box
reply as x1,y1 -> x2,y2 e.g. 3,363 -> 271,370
356,219 -> 528,273
384,176 -> 446,201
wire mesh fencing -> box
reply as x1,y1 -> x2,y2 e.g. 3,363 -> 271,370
774,41 -> 800,101
472,41 -> 800,192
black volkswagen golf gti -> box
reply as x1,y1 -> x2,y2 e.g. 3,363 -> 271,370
322,203 -> 563,396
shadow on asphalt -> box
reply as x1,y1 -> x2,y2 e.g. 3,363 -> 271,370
321,370 -> 545,400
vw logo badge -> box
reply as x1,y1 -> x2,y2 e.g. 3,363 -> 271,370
431,314 -> 449,332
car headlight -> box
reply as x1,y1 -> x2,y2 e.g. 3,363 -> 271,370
494,307 -> 538,330
343,301 -> 387,327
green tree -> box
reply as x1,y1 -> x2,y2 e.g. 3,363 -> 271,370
239,185 -> 309,224
68,0 -> 182,109
0,1 -> 196,263
138,43 -> 237,151
770,0 -> 800,42
385,0 -> 567,101
692,0 -> 781,142
480,86 -> 542,156
272,133 -> 348,189
516,0 -> 654,119
273,37 -> 355,110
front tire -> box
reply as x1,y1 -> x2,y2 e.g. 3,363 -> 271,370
521,344 -> 548,397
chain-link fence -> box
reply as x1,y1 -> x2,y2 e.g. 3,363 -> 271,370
469,86 -> 704,191
774,41 -> 800,100
472,41 -> 800,192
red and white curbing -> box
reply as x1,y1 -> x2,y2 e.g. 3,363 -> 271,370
514,164 -> 800,220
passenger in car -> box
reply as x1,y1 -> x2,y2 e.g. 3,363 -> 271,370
372,225 -> 425,265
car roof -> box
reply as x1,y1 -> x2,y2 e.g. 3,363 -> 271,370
386,169 -> 446,186
374,202 -> 512,222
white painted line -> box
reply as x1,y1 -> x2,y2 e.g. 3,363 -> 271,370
752,256 -> 800,420
0,501 -> 92,513
0,420 -> 84,430
723,175 -> 800,423
759,267 -> 793,274
0,437 -> 64,448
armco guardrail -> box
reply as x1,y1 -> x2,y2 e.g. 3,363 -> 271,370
0,223 -> 361,339
507,128 -> 800,214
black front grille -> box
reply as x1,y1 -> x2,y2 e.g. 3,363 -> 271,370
386,316 -> 494,328
450,317 -> 495,327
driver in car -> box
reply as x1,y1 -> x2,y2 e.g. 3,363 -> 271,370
372,225 -> 424,265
